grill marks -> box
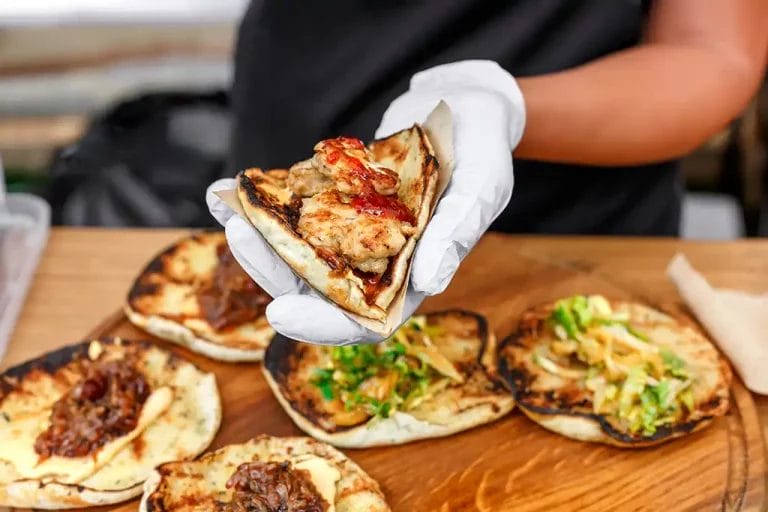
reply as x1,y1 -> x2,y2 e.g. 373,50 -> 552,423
264,310 -> 513,439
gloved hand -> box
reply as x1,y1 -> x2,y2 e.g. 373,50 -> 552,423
207,60 -> 525,344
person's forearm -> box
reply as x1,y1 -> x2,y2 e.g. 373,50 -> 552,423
515,0 -> 768,166
515,46 -> 759,165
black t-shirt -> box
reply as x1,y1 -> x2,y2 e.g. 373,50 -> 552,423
230,0 -> 682,235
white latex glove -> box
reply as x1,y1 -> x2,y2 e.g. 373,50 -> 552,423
207,60 -> 525,344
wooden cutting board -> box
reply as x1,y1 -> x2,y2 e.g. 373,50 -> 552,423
70,250 -> 765,512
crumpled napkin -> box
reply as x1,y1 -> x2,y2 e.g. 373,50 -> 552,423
667,253 -> 768,394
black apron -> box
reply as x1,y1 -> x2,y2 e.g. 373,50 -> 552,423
230,0 -> 681,235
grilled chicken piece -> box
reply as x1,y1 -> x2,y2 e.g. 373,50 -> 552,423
297,191 -> 412,274
311,137 -> 400,196
287,159 -> 334,197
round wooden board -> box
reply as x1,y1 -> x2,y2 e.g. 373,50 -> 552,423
86,304 -> 765,512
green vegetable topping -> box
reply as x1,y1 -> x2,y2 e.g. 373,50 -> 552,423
543,295 -> 696,437
312,368 -> 336,401
553,303 -> 579,338
626,325 -> 650,343
618,366 -> 647,419
310,318 -> 444,421
638,380 -> 676,436
570,295 -> 593,330
660,348 -> 688,378
639,386 -> 660,435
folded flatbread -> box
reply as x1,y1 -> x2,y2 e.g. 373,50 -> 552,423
231,102 -> 453,334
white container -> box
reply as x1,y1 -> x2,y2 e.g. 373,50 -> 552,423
0,193 -> 50,362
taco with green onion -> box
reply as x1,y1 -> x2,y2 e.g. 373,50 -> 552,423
498,295 -> 731,447
262,311 -> 514,448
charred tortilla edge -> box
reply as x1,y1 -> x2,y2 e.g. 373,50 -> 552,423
1,338 -> 153,400
126,230 -> 218,309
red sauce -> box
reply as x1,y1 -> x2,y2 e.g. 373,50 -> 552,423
351,193 -> 416,224
326,150 -> 341,164
320,137 -> 400,196
334,136 -> 365,150
322,138 -> 366,168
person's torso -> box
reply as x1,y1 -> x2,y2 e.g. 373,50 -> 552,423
231,0 -> 681,235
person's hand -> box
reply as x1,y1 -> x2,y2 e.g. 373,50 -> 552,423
207,60 -> 525,344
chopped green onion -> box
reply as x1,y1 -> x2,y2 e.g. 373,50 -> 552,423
553,304 -> 579,338
311,326 -> 438,420
626,325 -> 650,343
570,295 -> 593,330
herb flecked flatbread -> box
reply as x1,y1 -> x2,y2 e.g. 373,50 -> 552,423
0,338 -> 221,509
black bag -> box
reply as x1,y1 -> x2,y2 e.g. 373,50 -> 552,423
48,91 -> 231,227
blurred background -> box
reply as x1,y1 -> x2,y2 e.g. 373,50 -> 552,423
1,0 -> 767,237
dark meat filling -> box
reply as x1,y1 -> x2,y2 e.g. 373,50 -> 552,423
220,461 -> 328,512
354,266 -> 393,305
34,359 -> 150,459
198,243 -> 271,330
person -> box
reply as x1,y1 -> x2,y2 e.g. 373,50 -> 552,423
209,0 -> 768,344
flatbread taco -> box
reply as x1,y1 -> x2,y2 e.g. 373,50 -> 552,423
126,231 -> 274,362
235,113 -> 449,330
0,338 -> 221,509
498,295 -> 731,447
140,435 -> 389,511
263,310 -> 514,448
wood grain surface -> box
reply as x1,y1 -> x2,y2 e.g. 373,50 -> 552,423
3,228 -> 768,511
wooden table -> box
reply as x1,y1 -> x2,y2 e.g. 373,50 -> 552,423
5,228 -> 768,424
3,228 -> 768,509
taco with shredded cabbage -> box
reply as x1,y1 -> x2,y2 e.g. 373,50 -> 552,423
498,295 -> 731,447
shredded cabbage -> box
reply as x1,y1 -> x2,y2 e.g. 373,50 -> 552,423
539,294 -> 695,435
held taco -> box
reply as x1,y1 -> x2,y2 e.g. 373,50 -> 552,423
262,311 -> 514,448
229,102 -> 453,334
498,295 -> 731,447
